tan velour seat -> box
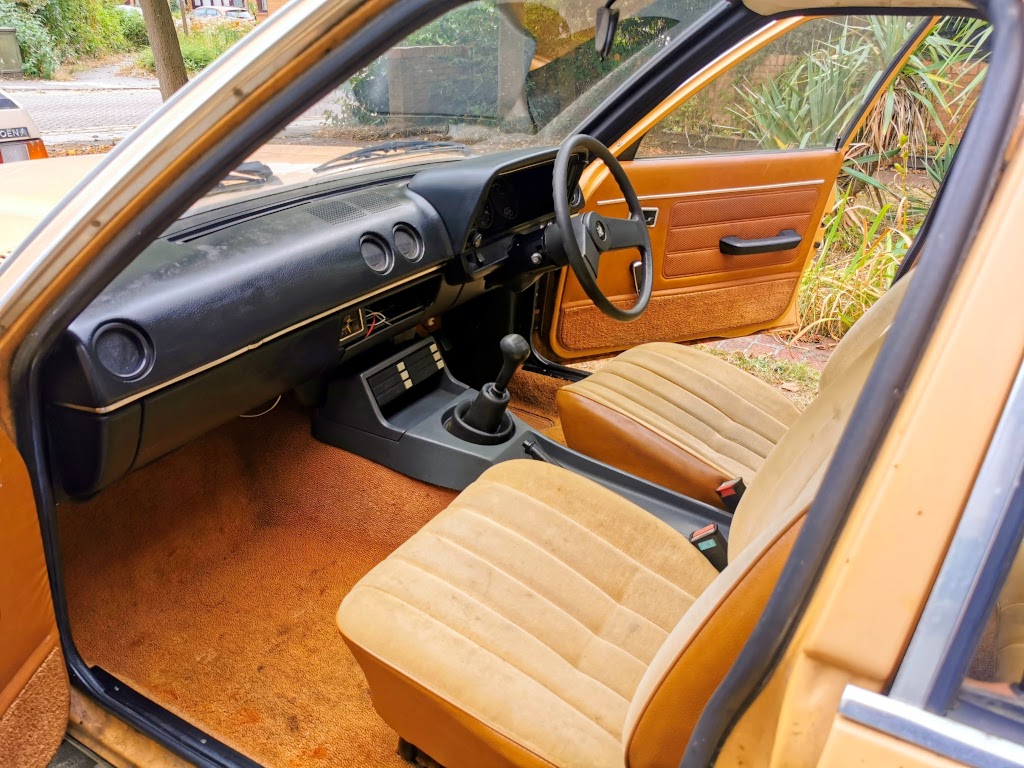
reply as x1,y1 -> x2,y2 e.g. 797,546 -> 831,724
556,275 -> 911,507
996,547 -> 1024,682
337,325 -> 882,768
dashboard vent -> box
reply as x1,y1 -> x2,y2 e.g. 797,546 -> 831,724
309,189 -> 404,225
308,199 -> 363,225
354,191 -> 403,213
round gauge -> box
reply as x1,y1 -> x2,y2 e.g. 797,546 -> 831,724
478,203 -> 494,230
490,181 -> 519,221
360,234 -> 393,274
393,224 -> 423,262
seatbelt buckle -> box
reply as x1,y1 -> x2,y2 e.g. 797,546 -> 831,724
715,477 -> 746,514
689,523 -> 728,571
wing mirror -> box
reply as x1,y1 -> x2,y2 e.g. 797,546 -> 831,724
595,2 -> 620,61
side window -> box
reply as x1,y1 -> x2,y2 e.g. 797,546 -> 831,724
636,16 -> 923,158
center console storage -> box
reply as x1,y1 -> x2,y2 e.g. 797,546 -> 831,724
313,336 -> 533,490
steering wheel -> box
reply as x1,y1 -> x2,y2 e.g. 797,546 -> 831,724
553,134 -> 653,322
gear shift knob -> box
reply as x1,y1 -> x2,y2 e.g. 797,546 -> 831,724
445,333 -> 531,444
494,334 -> 531,393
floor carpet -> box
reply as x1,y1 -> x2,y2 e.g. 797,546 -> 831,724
58,400 -> 456,767
507,369 -> 567,444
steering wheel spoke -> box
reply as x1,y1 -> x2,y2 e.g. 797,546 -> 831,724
594,213 -> 646,252
571,215 -> 603,278
553,135 -> 653,322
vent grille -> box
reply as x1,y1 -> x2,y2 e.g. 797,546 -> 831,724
308,199 -> 363,225
355,191 -> 403,213
308,189 -> 404,225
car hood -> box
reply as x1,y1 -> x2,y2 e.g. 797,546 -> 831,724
0,144 -> 464,262
0,154 -> 104,262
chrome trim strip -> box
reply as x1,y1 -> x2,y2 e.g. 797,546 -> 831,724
54,264 -> 444,415
596,179 -> 826,206
839,685 -> 1024,768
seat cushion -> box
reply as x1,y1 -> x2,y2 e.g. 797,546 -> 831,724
557,343 -> 800,507
337,460 -> 718,768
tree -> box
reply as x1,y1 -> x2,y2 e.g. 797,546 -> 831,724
139,0 -> 188,99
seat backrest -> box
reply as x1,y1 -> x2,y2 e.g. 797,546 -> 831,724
996,547 -> 1024,682
818,273 -> 912,392
621,318 -> 886,768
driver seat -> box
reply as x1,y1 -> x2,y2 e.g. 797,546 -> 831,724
336,320 -> 881,768
556,274 -> 911,507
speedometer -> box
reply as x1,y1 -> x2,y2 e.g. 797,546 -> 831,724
490,181 -> 519,221
478,203 -> 494,230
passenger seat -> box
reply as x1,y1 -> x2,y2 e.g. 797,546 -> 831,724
556,275 -> 911,507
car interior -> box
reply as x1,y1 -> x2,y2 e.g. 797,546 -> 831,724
28,2 -> 1019,766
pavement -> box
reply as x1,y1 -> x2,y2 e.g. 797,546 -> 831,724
0,60 -> 337,147
0,62 -> 163,145
48,740 -> 100,768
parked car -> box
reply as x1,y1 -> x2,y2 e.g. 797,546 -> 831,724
113,2 -> 143,15
190,5 -> 256,22
0,88 -> 46,164
0,1 -> 1021,768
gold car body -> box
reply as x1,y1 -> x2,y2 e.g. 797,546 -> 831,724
0,0 -> 1020,766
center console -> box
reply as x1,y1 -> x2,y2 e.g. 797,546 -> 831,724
313,336 -> 534,490
312,335 -> 733,539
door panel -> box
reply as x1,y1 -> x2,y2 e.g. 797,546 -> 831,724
549,149 -> 842,359
543,14 -> 934,361
0,427 -> 67,766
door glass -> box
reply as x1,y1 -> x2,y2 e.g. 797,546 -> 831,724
636,16 -> 922,157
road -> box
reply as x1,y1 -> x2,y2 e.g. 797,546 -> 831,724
1,74 -> 338,147
7,86 -> 164,143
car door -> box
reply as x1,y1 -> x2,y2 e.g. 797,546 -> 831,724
0,426 -> 68,766
544,15 -> 935,360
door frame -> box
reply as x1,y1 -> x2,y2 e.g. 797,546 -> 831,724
0,0 -> 771,765
681,0 -> 1024,762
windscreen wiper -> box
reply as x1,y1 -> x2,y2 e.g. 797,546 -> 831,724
312,140 -> 468,173
205,160 -> 275,197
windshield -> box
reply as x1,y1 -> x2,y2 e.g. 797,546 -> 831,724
198,0 -> 720,213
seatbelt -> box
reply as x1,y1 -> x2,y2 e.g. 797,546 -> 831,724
689,524 -> 728,571
715,477 -> 745,514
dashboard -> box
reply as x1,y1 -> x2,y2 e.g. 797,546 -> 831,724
44,147 -> 577,498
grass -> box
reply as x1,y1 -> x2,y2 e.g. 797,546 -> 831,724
702,349 -> 821,408
795,167 -> 928,341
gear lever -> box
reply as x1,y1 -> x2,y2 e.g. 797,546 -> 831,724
446,334 -> 530,444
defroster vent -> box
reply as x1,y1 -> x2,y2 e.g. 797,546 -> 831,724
309,188 -> 404,225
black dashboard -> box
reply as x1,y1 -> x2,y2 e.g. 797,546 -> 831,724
44,146 -> 577,498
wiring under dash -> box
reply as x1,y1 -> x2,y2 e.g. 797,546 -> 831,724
364,310 -> 391,339
240,394 -> 282,418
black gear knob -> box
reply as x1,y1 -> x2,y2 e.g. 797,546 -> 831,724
445,333 -> 531,444
494,334 -> 531,393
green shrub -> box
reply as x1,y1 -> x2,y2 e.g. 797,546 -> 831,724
136,22 -> 252,76
797,185 -> 918,340
180,23 -> 248,72
0,0 -> 60,77
0,0 -> 147,77
117,8 -> 148,49
37,0 -> 129,59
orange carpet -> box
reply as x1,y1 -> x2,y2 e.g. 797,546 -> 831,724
58,400 -> 456,767
507,370 -> 567,444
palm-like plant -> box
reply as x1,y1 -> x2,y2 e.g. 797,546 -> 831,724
733,16 -> 990,166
